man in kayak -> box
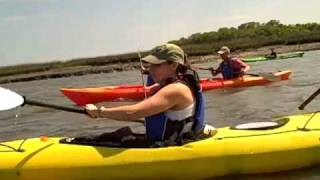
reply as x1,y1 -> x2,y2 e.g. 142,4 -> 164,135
84,43 -> 206,147
265,48 -> 277,59
210,46 -> 250,80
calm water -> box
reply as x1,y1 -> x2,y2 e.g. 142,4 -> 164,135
1,50 -> 320,179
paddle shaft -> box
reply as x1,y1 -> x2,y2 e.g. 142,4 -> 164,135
24,99 -> 86,114
298,88 -> 320,110
199,67 -> 211,71
24,99 -> 144,124
198,67 -> 260,77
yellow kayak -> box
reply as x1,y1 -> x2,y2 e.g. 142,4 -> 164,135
1,112 -> 320,179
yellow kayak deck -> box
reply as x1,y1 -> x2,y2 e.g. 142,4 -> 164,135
1,112 -> 320,179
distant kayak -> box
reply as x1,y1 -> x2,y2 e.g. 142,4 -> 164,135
61,70 -> 292,106
1,112 -> 320,179
242,51 -> 304,62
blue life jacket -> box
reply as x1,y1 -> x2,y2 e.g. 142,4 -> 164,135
145,74 -> 165,141
221,61 -> 235,80
220,58 -> 242,80
145,71 -> 205,142
146,75 -> 155,86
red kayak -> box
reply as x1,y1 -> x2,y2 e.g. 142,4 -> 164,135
61,70 -> 292,106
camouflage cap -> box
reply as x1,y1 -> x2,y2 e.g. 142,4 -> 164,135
142,43 -> 185,65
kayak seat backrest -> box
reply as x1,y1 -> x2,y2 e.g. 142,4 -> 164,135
230,118 -> 289,130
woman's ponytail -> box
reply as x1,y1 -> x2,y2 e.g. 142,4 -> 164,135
176,53 -> 201,92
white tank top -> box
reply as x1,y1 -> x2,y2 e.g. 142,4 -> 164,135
164,103 -> 195,121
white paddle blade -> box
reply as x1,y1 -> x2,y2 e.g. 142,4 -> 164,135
0,87 -> 24,110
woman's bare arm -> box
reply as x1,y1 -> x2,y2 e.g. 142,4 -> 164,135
86,83 -> 191,122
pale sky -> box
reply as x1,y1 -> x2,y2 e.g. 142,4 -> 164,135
0,0 -> 319,66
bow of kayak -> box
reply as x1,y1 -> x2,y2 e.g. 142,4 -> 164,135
1,112 -> 320,179
61,84 -> 150,106
201,70 -> 292,91
61,70 -> 292,106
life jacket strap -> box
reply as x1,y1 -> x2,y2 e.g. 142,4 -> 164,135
159,117 -> 193,146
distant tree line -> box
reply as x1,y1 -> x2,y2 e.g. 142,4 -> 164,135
0,52 -> 149,77
169,20 -> 320,55
1,20 -> 320,77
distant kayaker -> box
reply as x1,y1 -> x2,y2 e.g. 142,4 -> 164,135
209,46 -> 250,80
85,43 -> 207,147
265,48 -> 277,59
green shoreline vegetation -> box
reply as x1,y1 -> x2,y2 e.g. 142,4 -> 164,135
170,20 -> 320,55
1,20 -> 320,84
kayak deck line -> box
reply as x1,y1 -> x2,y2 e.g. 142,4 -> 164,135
214,128 -> 320,140
15,143 -> 55,171
215,129 -> 298,140
0,139 -> 28,152
0,144 -> 22,152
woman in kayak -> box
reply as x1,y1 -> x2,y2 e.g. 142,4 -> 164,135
84,43 -> 206,147
210,46 -> 250,80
